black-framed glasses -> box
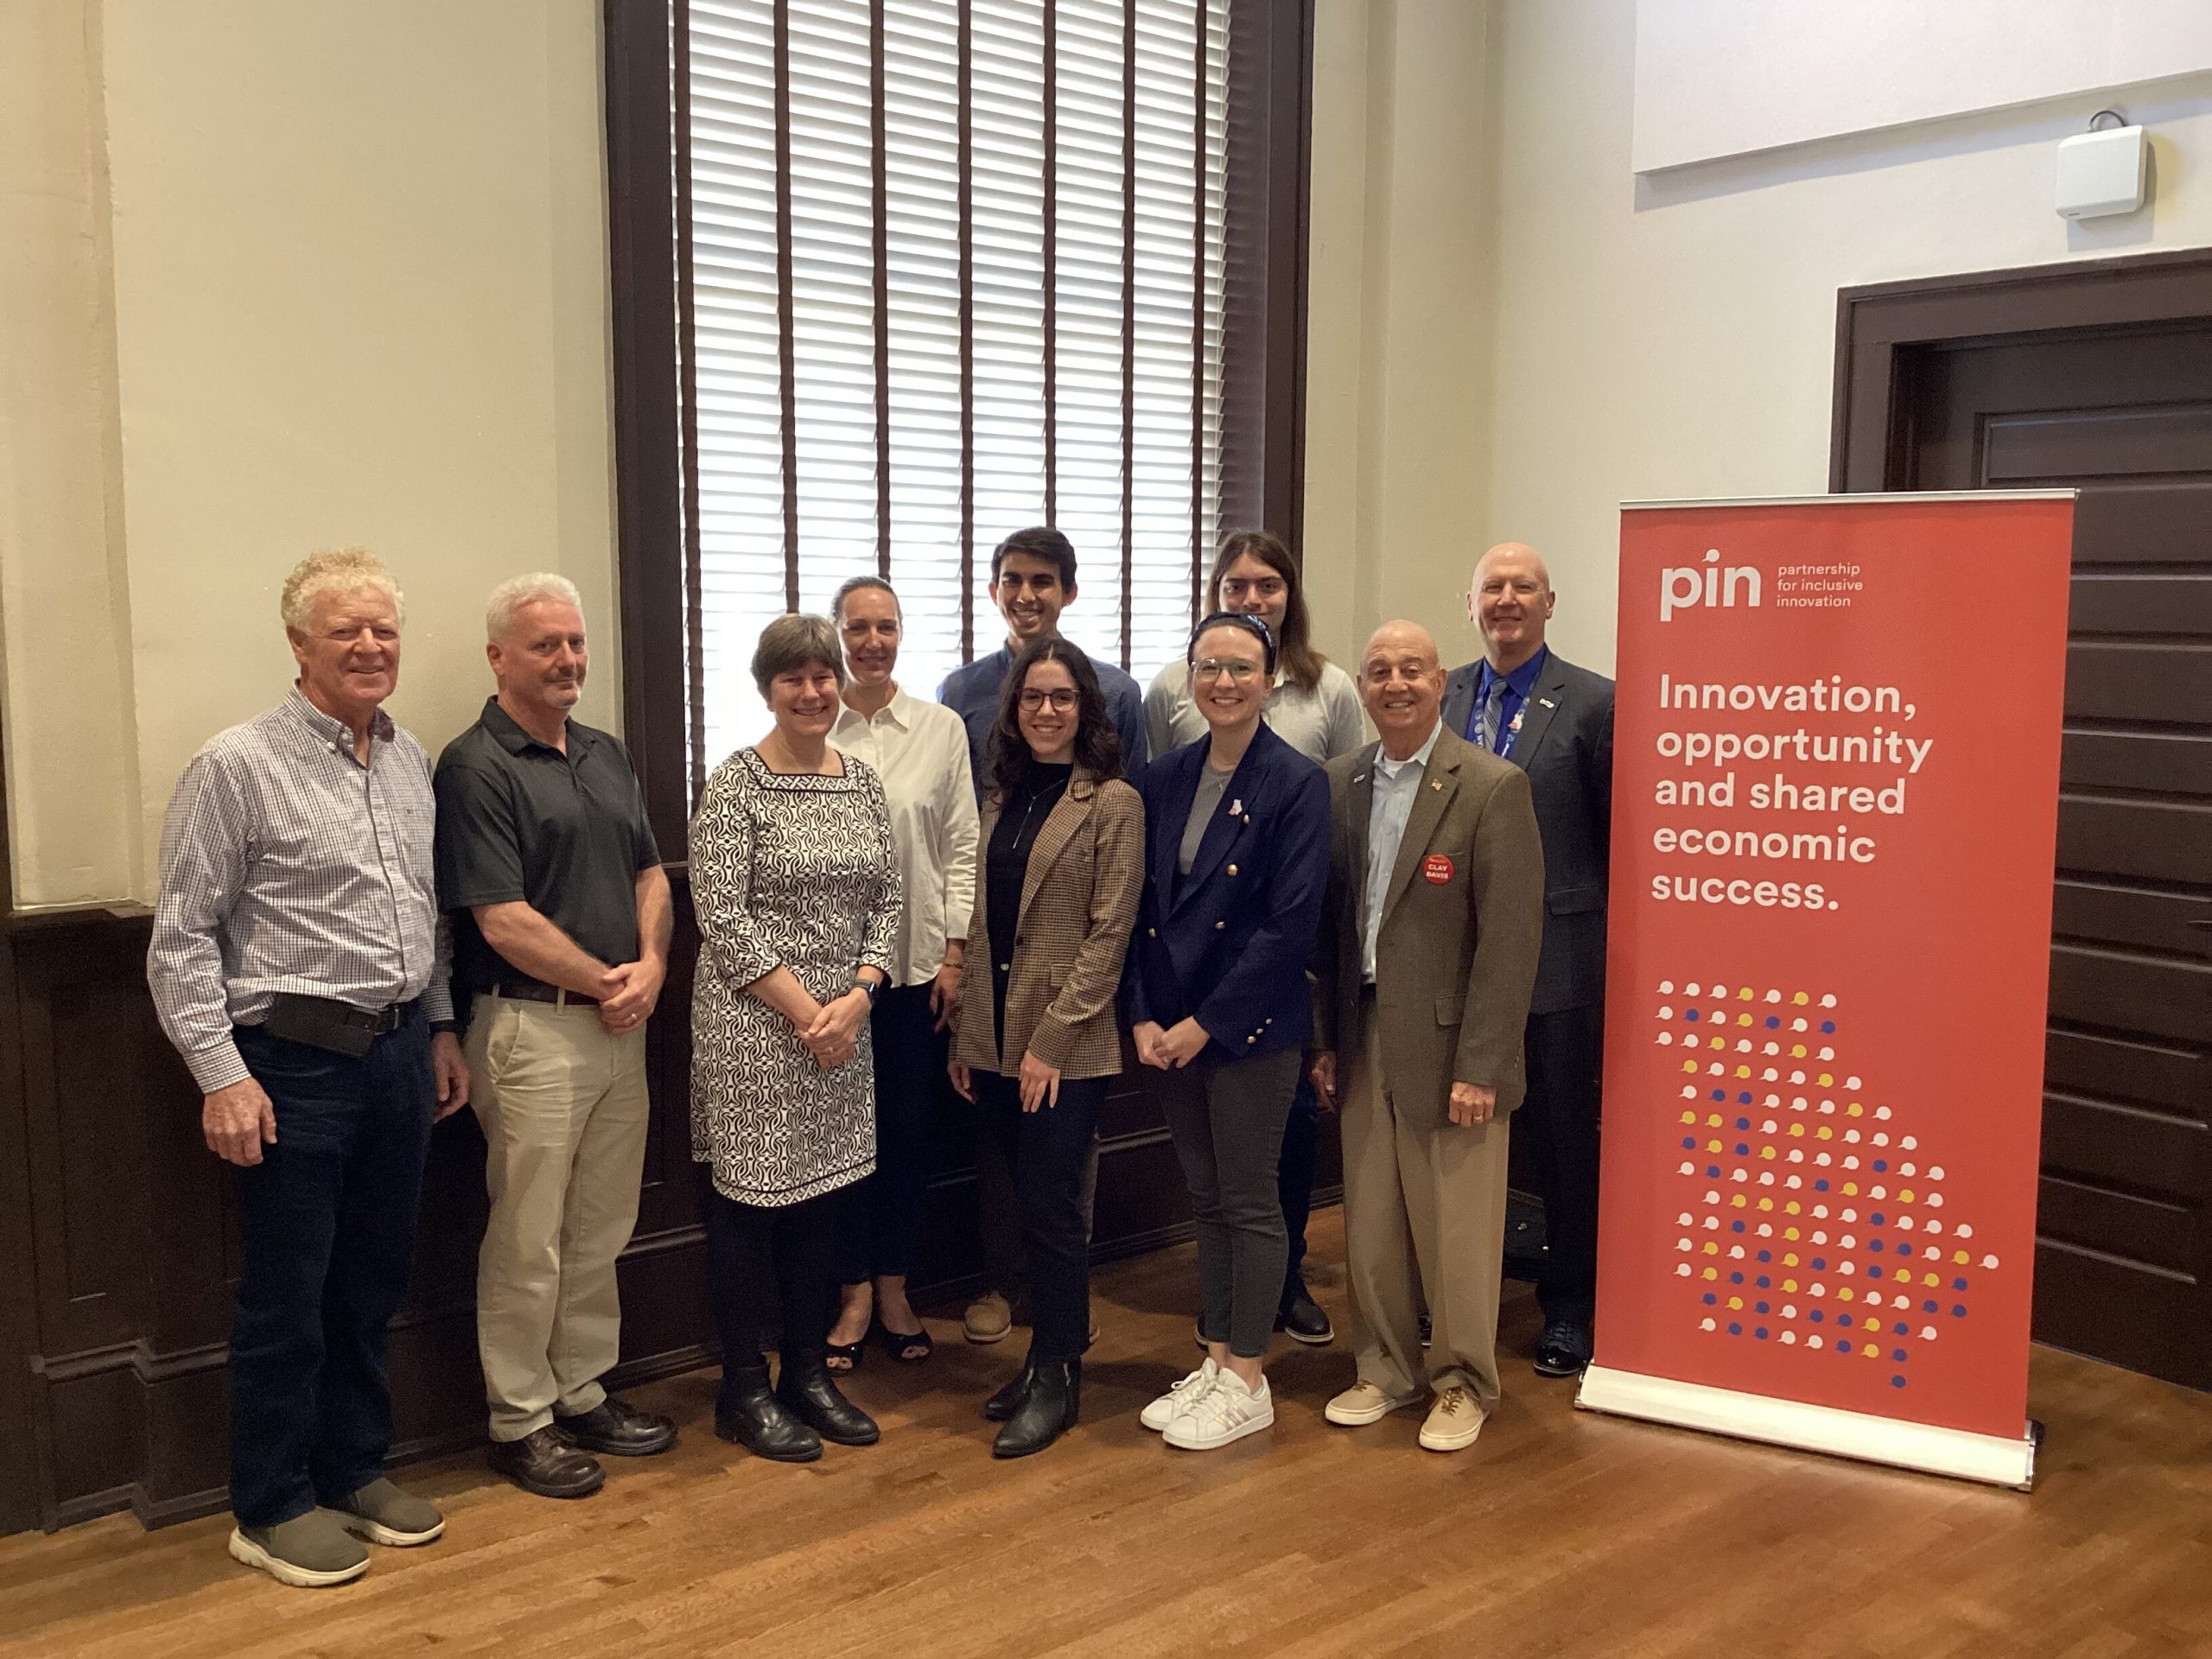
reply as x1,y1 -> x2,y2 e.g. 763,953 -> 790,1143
1018,688 -> 1079,711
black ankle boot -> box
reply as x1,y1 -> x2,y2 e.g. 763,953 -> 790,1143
993,1357 -> 1079,1459
715,1363 -> 822,1463
983,1354 -> 1038,1422
776,1350 -> 880,1446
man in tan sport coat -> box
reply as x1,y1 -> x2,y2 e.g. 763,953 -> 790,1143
1308,620 -> 1545,1452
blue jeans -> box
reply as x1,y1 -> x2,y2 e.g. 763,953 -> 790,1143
228,1013 -> 435,1529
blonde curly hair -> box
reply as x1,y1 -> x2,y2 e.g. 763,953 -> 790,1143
280,548 -> 403,633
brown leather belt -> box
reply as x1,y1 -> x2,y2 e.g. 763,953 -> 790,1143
491,981 -> 600,1007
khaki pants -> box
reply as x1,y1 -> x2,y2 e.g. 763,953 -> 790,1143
468,993 -> 650,1441
1342,1002 -> 1511,1409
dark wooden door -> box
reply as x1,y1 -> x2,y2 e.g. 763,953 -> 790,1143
1876,315 -> 2212,1389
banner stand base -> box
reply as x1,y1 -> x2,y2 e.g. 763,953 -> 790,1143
1575,1364 -> 2037,1491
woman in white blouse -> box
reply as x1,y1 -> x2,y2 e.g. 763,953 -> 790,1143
1143,530 -> 1364,1346
823,576 -> 981,1368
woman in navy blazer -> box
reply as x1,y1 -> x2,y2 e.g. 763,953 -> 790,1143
1125,613 -> 1332,1452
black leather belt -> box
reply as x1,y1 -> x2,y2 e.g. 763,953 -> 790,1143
491,981 -> 600,1007
262,993 -> 419,1057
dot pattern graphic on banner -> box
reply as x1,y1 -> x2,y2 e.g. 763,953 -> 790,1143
1651,978 -> 2003,1392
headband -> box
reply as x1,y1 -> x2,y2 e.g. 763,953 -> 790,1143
1187,611 -> 1278,676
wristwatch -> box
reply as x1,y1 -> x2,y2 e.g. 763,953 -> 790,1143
851,975 -> 883,1006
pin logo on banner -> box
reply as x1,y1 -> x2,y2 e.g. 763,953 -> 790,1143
1659,548 -> 1763,621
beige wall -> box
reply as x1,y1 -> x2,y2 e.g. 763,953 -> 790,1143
1301,0 -> 1500,677
0,0 -> 617,907
0,1 -> 141,907
1303,0 -> 2212,682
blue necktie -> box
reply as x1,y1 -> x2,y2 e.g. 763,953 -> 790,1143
1480,677 -> 1509,754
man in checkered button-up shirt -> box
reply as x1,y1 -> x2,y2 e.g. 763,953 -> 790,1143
147,550 -> 468,1591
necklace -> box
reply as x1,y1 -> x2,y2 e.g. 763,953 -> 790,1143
1007,771 -> 1070,851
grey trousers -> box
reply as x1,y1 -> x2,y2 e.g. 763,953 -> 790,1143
1159,1047 -> 1302,1358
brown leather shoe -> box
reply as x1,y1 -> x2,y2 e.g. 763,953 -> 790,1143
487,1425 -> 605,1498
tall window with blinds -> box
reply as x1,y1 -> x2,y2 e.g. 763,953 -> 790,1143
607,0 -> 1307,824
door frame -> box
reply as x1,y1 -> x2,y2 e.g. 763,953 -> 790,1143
1830,246 -> 2212,493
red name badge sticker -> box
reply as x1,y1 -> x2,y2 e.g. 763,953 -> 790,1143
1422,855 -> 1453,885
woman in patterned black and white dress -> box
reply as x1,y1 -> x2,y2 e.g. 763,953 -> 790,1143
690,613 -> 901,1463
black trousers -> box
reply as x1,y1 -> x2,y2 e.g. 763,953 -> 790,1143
1275,1075 -> 1321,1299
1522,1001 -> 1605,1325
228,1014 -> 435,1529
975,1070 -> 1105,1361
705,1185 -> 839,1375
837,982 -> 942,1286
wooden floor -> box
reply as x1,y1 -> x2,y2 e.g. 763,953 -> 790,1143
4,1208 -> 2209,1659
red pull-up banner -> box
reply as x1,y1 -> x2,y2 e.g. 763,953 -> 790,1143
1579,493 -> 2074,1488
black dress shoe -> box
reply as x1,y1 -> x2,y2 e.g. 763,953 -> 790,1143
1533,1318 -> 1593,1377
715,1364 -> 823,1463
556,1395 -> 678,1457
1278,1290 -> 1333,1345
776,1351 -> 880,1446
983,1355 -> 1037,1422
993,1357 -> 1080,1459
488,1425 -> 605,1498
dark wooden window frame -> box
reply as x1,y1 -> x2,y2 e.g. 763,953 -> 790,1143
606,0 -> 1313,851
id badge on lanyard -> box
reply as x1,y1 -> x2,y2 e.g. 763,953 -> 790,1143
1498,700 -> 1526,760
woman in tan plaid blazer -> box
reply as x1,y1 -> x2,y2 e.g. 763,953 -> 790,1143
950,638 -> 1144,1459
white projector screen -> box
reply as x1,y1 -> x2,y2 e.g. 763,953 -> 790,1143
1632,0 -> 2212,174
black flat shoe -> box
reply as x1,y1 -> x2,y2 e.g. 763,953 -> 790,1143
715,1365 -> 822,1463
1533,1318 -> 1593,1378
777,1352 -> 880,1446
983,1355 -> 1037,1422
556,1395 -> 678,1457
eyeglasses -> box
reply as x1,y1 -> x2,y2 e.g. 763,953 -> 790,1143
1018,688 -> 1079,711
1192,658 -> 1263,683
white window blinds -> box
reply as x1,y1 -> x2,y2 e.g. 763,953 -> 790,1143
681,0 -> 1230,776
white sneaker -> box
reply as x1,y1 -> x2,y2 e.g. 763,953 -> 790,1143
1141,1358 -> 1218,1432
1418,1385 -> 1486,1452
1163,1368 -> 1274,1451
1323,1379 -> 1421,1426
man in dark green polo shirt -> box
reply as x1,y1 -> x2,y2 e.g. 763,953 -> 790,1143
434,574 -> 676,1500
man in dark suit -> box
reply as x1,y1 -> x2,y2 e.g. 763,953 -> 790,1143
1309,621 -> 1545,1452
1440,543 -> 1613,1378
